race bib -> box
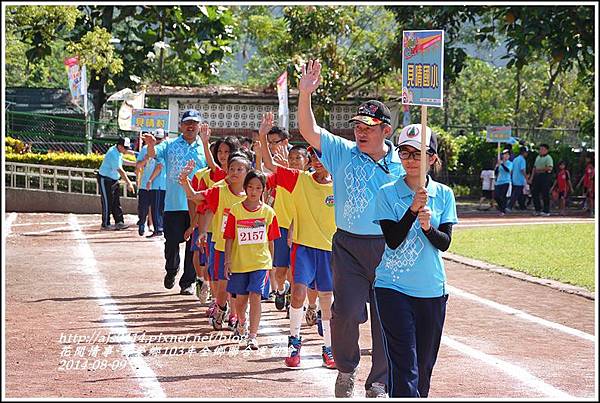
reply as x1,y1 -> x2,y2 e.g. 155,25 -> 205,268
237,218 -> 267,245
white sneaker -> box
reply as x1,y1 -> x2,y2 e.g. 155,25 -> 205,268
246,336 -> 259,350
541,212 -> 551,217
198,281 -> 210,303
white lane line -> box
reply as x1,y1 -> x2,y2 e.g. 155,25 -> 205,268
447,285 -> 595,342
12,221 -> 98,227
456,220 -> 592,228
68,214 -> 166,398
21,223 -> 99,235
4,212 -> 18,236
442,334 -> 573,398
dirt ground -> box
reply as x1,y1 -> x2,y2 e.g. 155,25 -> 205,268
3,212 -> 596,399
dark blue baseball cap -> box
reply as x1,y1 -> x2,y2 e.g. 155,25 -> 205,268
180,109 -> 202,123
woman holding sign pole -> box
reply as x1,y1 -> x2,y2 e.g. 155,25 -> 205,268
373,124 -> 457,397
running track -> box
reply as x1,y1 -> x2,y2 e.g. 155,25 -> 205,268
3,213 -> 597,398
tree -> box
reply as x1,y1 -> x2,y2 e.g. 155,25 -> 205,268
68,5 -> 236,120
220,6 -> 400,127
5,5 -> 81,87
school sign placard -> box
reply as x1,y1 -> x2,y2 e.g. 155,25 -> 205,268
486,126 -> 512,142
401,30 -> 444,108
131,109 -> 171,132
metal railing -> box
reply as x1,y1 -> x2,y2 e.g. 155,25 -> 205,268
4,162 -> 137,198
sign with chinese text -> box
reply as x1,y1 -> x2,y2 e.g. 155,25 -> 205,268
402,30 -> 444,107
131,108 -> 170,132
486,126 -> 512,142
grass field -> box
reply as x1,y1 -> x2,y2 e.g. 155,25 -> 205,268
450,223 -> 596,291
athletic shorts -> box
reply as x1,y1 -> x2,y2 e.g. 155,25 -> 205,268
191,231 -> 211,265
273,227 -> 290,267
290,243 -> 333,292
226,270 -> 270,298
208,242 -> 226,281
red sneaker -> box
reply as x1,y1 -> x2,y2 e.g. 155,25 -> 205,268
284,336 -> 302,368
322,346 -> 336,369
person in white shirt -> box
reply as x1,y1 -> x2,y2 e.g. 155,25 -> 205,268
478,161 -> 496,211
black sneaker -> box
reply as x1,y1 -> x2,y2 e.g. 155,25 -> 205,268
274,291 -> 286,310
138,224 -> 145,236
146,231 -> 163,238
164,272 -> 176,289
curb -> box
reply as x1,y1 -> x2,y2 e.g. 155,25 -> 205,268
443,252 -> 595,301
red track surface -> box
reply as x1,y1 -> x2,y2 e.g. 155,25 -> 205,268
3,212 -> 597,398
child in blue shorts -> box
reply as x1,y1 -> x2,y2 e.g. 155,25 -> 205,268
224,170 -> 280,350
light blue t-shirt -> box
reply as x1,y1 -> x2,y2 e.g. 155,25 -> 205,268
511,155 -> 527,186
137,146 -> 166,190
98,145 -> 123,180
154,135 -> 207,212
319,128 -> 405,235
373,177 -> 458,298
495,160 -> 513,185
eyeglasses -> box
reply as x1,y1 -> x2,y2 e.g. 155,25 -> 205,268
268,138 -> 285,146
398,150 -> 432,160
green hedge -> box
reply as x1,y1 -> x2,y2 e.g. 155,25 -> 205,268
5,135 -> 136,171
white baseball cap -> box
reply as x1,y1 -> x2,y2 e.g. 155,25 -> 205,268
396,124 -> 437,154
154,128 -> 165,139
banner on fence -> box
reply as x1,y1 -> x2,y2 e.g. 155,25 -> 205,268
64,57 -> 87,99
402,30 -> 444,108
131,108 -> 170,132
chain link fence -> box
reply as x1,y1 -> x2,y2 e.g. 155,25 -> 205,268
5,111 -> 139,154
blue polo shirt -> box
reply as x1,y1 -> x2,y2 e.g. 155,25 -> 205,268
319,128 -> 405,235
511,155 -> 527,186
373,177 -> 458,298
496,160 -> 513,185
98,145 -> 123,180
154,135 -> 207,212
137,146 -> 166,190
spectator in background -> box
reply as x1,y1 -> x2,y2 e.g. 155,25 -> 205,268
576,153 -> 595,217
507,146 -> 528,212
97,137 -> 136,230
478,160 -> 496,211
551,160 -> 573,216
530,143 -> 554,216
494,149 -> 512,216
239,136 -> 253,152
145,128 -> 167,237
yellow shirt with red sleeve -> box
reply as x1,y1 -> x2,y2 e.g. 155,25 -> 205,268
266,174 -> 295,229
274,166 -> 335,251
197,182 -> 246,252
223,202 -> 280,273
191,166 -> 227,191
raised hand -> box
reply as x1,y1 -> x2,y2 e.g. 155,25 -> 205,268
259,112 -> 274,138
253,140 -> 262,159
141,133 -> 156,146
298,59 -> 322,94
199,123 -> 211,145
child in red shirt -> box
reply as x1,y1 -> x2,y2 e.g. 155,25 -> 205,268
551,161 -> 573,216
